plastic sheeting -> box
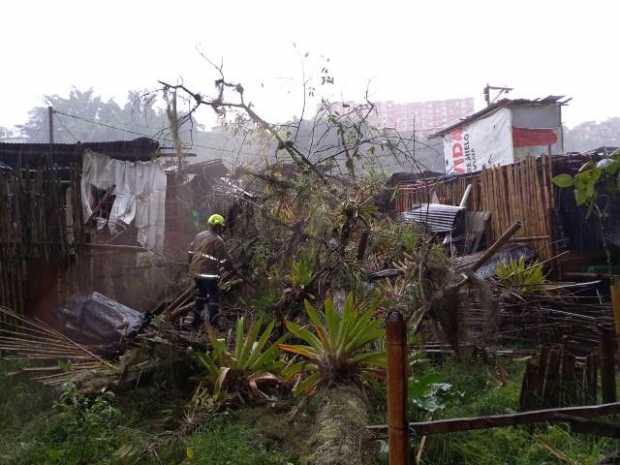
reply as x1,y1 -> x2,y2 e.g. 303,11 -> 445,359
475,244 -> 538,279
81,150 -> 166,251
53,292 -> 144,354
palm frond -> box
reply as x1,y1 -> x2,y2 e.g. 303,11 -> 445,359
0,306 -> 117,387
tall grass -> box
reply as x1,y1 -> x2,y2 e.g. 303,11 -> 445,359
414,358 -> 616,465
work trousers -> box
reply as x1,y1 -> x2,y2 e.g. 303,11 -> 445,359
193,276 -> 220,328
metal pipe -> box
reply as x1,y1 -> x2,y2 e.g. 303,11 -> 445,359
459,184 -> 472,208
386,311 -> 409,465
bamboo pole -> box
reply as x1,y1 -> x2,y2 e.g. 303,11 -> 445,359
386,311 -> 409,465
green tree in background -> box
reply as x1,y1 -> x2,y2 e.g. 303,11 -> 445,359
17,87 -> 173,143
564,117 -> 620,152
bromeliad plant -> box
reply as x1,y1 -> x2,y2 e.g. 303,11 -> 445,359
496,257 -> 545,296
278,293 -> 386,395
195,317 -> 287,404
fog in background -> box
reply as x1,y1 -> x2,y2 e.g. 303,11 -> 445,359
1,0 -> 619,171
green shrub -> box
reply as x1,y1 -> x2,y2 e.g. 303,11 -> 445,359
1,381 -> 123,465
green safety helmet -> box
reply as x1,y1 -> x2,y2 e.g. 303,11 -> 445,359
208,214 -> 225,226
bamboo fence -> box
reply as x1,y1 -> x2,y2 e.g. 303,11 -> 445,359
396,155 -> 556,259
0,156 -> 185,319
0,161 -> 83,319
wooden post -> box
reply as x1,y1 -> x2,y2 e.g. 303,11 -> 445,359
612,278 -> 620,338
543,346 -> 561,408
470,221 -> 522,272
48,106 -> 54,145
562,352 -> 578,406
536,345 -> 550,403
560,336 -> 578,406
386,311 -> 409,465
600,326 -> 617,404
585,353 -> 599,405
519,360 -> 540,411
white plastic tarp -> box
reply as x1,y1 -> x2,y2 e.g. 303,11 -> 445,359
443,107 -> 513,174
81,150 -> 167,251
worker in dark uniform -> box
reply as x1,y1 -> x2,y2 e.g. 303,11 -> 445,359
188,213 -> 236,329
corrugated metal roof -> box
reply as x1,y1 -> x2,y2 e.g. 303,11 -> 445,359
0,137 -> 159,169
401,203 -> 465,233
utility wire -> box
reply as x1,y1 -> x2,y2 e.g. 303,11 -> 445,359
54,109 -> 407,162
53,110 -> 161,140
54,110 -> 264,157
54,116 -> 80,143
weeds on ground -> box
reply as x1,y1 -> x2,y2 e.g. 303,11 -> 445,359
0,359 -> 296,465
0,377 -> 124,465
0,360 -> 56,443
412,358 -> 616,465
185,416 -> 294,465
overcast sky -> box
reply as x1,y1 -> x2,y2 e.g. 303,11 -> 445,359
1,0 -> 619,132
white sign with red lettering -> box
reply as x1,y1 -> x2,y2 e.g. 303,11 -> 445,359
443,107 -> 513,174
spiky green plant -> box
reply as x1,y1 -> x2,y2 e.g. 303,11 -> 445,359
496,257 -> 545,295
289,254 -> 314,288
278,293 -> 386,395
196,317 -> 286,403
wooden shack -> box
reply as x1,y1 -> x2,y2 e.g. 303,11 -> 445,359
0,138 -> 180,319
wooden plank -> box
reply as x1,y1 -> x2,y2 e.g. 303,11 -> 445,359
556,415 -> 620,439
367,401 -> 620,436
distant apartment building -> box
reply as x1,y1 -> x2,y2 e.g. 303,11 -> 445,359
325,98 -> 475,133
0,127 -> 27,143
374,99 -> 474,133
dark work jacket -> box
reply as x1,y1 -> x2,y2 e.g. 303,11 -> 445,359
189,230 -> 232,277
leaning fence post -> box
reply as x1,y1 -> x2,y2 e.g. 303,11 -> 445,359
612,278 -> 620,338
600,325 -> 617,404
386,311 -> 409,465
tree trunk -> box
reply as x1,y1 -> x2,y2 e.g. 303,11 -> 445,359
303,384 -> 373,465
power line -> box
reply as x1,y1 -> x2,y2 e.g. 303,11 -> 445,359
54,110 -> 161,140
54,109 -> 263,157
54,109 -> 411,163
54,116 -> 80,143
